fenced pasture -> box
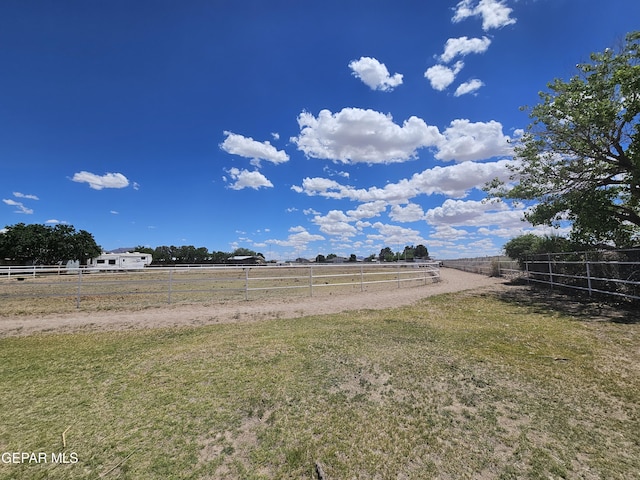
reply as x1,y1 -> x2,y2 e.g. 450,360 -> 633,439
0,262 -> 440,315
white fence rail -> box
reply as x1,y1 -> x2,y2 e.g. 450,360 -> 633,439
0,262 -> 440,311
441,256 -> 520,278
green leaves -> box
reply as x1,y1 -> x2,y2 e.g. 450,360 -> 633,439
0,223 -> 101,264
493,31 -> 640,247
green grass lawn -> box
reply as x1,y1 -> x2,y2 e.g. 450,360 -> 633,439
1,290 -> 638,479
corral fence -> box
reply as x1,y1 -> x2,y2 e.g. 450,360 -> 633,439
524,249 -> 640,301
441,256 -> 520,278
443,249 -> 640,302
0,262 -> 440,313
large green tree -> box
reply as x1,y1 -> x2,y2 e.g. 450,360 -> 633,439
489,31 -> 640,246
0,223 -> 101,264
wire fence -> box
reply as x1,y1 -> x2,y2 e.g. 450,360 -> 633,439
0,262 -> 440,314
441,256 -> 520,278
443,249 -> 640,302
523,249 -> 640,301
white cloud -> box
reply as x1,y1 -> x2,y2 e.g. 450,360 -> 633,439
425,198 -> 525,228
389,203 -> 426,222
454,79 -> 485,97
45,219 -> 68,224
424,61 -> 464,91
13,192 -> 39,200
440,36 -> 492,63
271,229 -> 326,249
225,167 -> 274,190
312,210 -> 358,238
452,0 -> 516,31
71,171 -> 130,190
220,131 -> 289,165
348,56 -> 403,92
346,201 -> 388,220
322,165 -> 350,178
370,222 -> 427,246
435,119 -> 513,162
2,199 -> 33,214
291,108 -> 442,164
293,159 -> 514,203
431,225 -> 469,240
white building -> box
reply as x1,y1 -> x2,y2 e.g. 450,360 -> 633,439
86,252 -> 152,270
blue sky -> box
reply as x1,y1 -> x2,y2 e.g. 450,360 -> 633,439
1,0 -> 639,260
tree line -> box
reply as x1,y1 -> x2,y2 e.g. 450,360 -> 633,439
133,245 -> 264,265
314,244 -> 430,263
0,223 -> 101,265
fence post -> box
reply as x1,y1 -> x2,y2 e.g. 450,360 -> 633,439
360,264 -> 364,292
397,263 -> 401,289
245,267 -> 249,301
548,253 -> 554,291
168,269 -> 173,304
585,251 -> 593,297
76,270 -> 82,309
309,265 -> 313,297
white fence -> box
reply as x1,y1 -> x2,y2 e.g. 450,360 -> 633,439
441,256 -> 520,278
0,262 -> 440,311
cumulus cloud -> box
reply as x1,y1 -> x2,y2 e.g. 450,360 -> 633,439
435,119 -> 513,162
220,131 -> 289,166
293,159 -> 513,203
425,198 -> 525,228
225,167 -> 274,190
370,222 -> 427,246
2,198 -> 33,214
452,0 -> 516,31
430,225 -> 470,240
389,203 -> 426,222
424,61 -> 464,91
291,108 -> 442,164
440,36 -> 492,63
71,171 -> 130,190
312,210 -> 358,238
268,227 -> 325,249
346,201 -> 388,220
348,56 -> 403,92
454,79 -> 485,96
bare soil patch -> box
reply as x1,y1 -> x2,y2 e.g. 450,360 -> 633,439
0,268 -> 506,337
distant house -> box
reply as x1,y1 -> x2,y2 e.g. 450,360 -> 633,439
227,255 -> 266,265
328,256 -> 348,264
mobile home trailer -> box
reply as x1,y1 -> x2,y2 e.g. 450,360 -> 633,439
87,252 -> 152,270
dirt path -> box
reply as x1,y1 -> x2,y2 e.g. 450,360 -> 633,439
0,268 -> 506,337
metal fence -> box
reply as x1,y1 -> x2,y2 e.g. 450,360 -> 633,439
441,256 -> 520,278
443,249 -> 640,302
0,262 -> 440,313
523,249 -> 640,301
